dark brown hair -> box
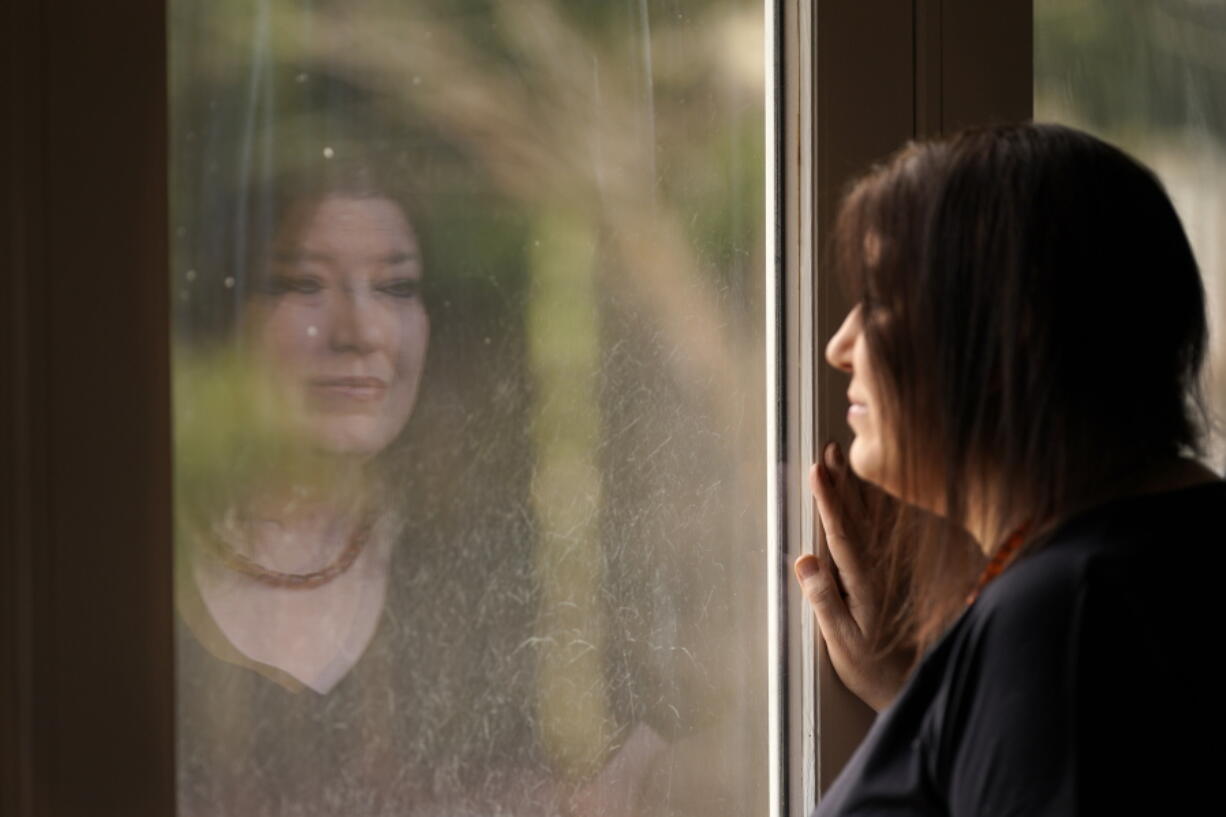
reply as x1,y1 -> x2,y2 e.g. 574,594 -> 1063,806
178,152 -> 426,345
832,123 -> 1209,650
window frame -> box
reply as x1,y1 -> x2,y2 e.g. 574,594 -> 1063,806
776,1 -> 1031,812
3,2 -> 1028,815
3,1 -> 174,815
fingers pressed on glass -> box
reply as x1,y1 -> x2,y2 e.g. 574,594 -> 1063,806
812,461 -> 865,582
795,555 -> 855,638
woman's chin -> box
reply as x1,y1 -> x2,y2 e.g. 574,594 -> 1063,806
847,439 -> 891,493
847,437 -> 873,479
303,420 -> 397,461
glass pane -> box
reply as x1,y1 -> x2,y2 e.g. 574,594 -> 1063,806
170,1 -> 767,816
1036,0 -> 1226,471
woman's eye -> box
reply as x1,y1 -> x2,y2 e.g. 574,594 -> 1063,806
377,278 -> 422,299
263,274 -> 323,295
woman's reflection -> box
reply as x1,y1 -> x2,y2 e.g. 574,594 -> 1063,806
175,152 -> 703,817
191,191 -> 428,694
176,159 -> 547,816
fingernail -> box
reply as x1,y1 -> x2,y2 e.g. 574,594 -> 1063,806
826,442 -> 843,468
794,555 -> 819,581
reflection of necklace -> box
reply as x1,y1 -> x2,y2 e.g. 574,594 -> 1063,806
965,522 -> 1031,606
208,509 -> 373,590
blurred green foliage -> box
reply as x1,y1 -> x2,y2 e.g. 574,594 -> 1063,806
1036,0 -> 1226,144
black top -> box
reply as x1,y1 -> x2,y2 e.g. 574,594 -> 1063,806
814,480 -> 1225,817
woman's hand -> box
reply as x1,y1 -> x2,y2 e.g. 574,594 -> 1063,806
794,442 -> 912,712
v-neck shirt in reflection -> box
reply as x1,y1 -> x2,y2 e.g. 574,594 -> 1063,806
814,480 -> 1225,817
175,522 -> 553,817
187,518 -> 394,694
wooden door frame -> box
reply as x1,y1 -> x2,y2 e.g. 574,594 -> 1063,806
3,2 -> 174,815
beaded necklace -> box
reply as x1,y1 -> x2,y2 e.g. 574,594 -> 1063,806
965,522 -> 1031,606
208,510 -> 373,590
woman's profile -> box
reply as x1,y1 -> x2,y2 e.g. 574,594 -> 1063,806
794,123 -> 1223,815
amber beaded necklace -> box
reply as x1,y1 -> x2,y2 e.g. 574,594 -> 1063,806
965,522 -> 1031,607
208,509 -> 373,590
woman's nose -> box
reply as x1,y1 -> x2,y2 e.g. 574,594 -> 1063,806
825,305 -> 859,373
327,288 -> 386,354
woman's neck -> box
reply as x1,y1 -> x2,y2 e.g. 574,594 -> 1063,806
224,462 -> 374,573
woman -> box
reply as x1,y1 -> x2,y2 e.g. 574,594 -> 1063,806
180,165 -> 430,693
175,157 -> 548,816
793,123 -> 1223,815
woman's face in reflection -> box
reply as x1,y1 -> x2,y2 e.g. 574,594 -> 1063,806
246,195 -> 430,458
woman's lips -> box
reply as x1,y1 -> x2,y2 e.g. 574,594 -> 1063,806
308,376 -> 388,402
